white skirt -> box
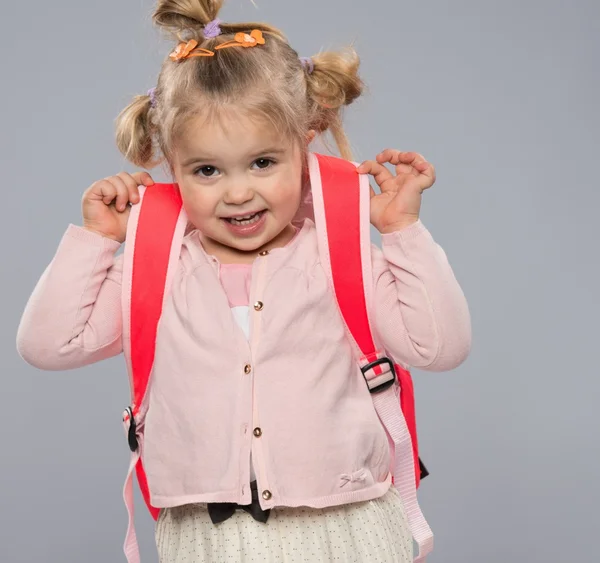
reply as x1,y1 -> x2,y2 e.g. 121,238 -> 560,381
155,486 -> 413,562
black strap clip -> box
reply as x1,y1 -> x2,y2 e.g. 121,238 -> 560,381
125,407 -> 139,452
361,357 -> 396,394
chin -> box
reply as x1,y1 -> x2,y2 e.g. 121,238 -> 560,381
226,236 -> 266,253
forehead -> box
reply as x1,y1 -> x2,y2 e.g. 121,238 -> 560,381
175,107 -> 293,160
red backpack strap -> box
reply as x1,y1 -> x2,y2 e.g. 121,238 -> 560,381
123,183 -> 186,417
308,153 -> 433,561
121,183 -> 187,562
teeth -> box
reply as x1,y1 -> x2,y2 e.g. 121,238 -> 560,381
229,212 -> 262,226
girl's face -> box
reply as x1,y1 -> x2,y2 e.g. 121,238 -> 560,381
172,111 -> 305,259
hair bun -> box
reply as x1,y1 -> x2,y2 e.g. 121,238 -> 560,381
153,0 -> 224,38
308,49 -> 362,110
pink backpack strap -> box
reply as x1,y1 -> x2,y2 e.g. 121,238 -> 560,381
308,153 -> 433,562
121,183 -> 187,563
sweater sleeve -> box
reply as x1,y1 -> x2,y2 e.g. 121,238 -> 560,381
371,220 -> 471,372
16,225 -> 124,371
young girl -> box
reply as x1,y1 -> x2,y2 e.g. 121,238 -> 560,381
17,1 -> 471,561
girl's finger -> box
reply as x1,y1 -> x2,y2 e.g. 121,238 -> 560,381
130,171 -> 155,187
118,172 -> 143,204
390,152 -> 426,165
416,161 -> 431,173
98,180 -> 118,205
356,160 -> 394,186
108,176 -> 131,212
376,149 -> 403,164
380,151 -> 425,167
414,161 -> 435,180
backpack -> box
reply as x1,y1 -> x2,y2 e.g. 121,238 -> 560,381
120,153 -> 433,562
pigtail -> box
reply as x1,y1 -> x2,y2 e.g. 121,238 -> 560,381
115,94 -> 157,168
306,48 -> 364,160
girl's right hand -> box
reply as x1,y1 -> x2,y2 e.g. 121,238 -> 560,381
82,172 -> 155,243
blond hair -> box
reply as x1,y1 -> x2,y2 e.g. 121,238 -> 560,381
116,0 -> 364,168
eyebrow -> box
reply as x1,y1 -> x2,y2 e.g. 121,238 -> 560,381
181,147 -> 288,168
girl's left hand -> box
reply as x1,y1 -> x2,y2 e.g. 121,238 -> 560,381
357,149 -> 436,234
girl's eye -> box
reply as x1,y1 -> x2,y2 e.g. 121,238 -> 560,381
196,165 -> 220,177
253,158 -> 274,170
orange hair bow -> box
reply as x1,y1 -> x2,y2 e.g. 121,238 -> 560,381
215,30 -> 266,50
169,39 -> 214,61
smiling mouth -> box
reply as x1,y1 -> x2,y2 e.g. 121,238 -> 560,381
223,210 -> 266,225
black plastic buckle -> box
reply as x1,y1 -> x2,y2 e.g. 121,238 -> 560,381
361,357 -> 396,394
125,407 -> 139,452
419,458 -> 429,480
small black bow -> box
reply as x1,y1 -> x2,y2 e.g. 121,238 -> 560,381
207,481 -> 271,524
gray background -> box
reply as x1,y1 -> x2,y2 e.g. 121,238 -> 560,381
2,0 -> 598,561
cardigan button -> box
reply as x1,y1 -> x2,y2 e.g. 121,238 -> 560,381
254,301 -> 264,311
262,490 -> 272,500
253,427 -> 263,437
259,250 -> 269,256
244,364 -> 252,375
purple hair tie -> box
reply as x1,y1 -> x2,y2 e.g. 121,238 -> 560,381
147,87 -> 157,108
204,18 -> 222,39
300,57 -> 314,74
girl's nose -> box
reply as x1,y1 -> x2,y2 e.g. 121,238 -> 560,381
222,182 -> 254,206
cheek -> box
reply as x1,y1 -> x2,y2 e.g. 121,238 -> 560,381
179,182 -> 217,220
270,174 -> 303,205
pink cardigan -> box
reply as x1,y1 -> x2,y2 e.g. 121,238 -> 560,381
17,218 -> 471,510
